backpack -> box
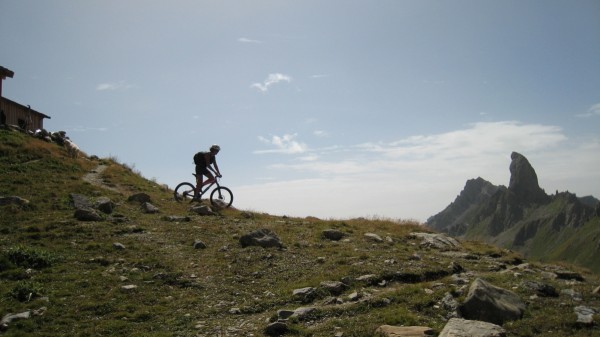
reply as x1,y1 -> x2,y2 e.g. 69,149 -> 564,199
193,152 -> 205,165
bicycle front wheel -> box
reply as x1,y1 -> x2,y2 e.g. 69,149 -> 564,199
174,182 -> 196,202
210,186 -> 233,208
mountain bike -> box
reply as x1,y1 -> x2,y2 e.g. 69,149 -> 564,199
173,175 -> 233,208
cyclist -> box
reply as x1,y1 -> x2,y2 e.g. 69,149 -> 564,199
194,144 -> 222,194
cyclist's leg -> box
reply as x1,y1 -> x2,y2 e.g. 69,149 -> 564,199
195,166 -> 204,193
202,170 -> 215,187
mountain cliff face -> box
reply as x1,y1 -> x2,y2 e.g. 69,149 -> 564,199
427,152 -> 600,273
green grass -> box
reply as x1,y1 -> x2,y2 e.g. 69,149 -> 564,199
0,129 -> 599,336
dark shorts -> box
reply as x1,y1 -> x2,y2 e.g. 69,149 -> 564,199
195,165 -> 211,176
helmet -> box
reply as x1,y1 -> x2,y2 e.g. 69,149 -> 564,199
210,144 -> 221,152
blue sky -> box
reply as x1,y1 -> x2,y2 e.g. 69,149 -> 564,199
1,0 -> 599,221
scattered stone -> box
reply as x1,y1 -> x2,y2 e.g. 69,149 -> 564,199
190,204 -> 215,216
374,325 -> 434,337
74,208 -> 102,221
410,232 -> 461,249
1,311 -> 31,330
347,291 -> 361,302
438,318 -> 506,337
128,193 -> 151,203
240,229 -> 283,249
440,293 -> 459,318
322,229 -> 345,241
0,196 -> 30,207
293,287 -> 317,303
320,281 -> 347,296
193,240 -> 207,249
264,321 -> 288,336
141,202 -> 160,214
458,278 -> 526,325
121,285 -> 137,291
574,306 -> 596,325
229,307 -> 241,314
593,285 -> 600,295
113,242 -> 126,250
109,214 -> 129,223
364,232 -> 383,243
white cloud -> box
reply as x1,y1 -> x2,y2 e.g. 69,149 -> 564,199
96,81 -> 134,91
250,73 -> 292,92
238,37 -> 263,44
576,103 -> 600,118
236,121 -> 600,222
256,133 -> 307,154
313,130 -> 329,137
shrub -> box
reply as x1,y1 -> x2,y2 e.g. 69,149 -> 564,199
6,245 -> 58,269
9,280 -> 44,302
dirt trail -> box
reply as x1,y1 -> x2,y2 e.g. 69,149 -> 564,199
82,164 -> 121,193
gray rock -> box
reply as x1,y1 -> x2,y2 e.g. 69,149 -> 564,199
141,202 -> 159,214
128,193 -> 151,204
277,309 -> 295,320
113,242 -> 126,250
439,318 -> 506,337
521,280 -> 558,297
458,278 -> 526,325
574,306 -> 596,325
322,229 -> 345,241
190,205 -> 215,216
291,307 -> 317,320
74,208 -> 102,221
1,310 -> 31,328
561,288 -> 582,301
240,229 -> 283,249
293,287 -> 317,303
264,321 -> 288,336
410,232 -> 461,249
162,215 -> 191,222
193,240 -> 207,249
320,281 -> 347,296
364,232 -> 383,243
96,197 -> 115,214
70,193 -> 92,210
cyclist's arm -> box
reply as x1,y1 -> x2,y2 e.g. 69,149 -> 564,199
212,159 -> 221,177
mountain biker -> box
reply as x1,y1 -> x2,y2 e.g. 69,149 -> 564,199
194,144 -> 222,194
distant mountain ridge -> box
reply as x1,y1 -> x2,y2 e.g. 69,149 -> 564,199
427,152 -> 600,273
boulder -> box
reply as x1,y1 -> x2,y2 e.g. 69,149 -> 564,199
574,306 -> 596,325
438,318 -> 506,337
264,321 -> 288,336
141,202 -> 160,214
374,325 -> 434,336
128,193 -> 151,204
0,196 -> 30,207
410,232 -> 461,249
240,229 -> 283,249
70,193 -> 92,210
190,205 -> 214,216
74,208 -> 102,221
458,278 -> 526,325
521,280 -> 558,297
193,240 -> 207,249
322,229 -> 345,241
292,287 -> 317,303
96,197 -> 115,214
364,232 -> 384,243
320,281 -> 347,296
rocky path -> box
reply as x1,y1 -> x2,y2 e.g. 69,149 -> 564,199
82,164 -> 120,193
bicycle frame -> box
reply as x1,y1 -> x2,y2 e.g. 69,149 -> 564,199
195,178 -> 221,198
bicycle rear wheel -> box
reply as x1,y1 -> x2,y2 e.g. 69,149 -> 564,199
210,186 -> 233,208
174,182 -> 196,202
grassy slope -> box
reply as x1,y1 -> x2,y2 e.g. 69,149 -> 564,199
1,130 -> 599,336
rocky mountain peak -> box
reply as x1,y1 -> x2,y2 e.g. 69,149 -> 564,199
508,152 -> 549,204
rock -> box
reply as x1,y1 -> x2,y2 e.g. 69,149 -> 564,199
521,280 -> 558,297
508,151 -> 549,204
229,307 -> 241,314
190,205 -> 215,216
374,325 -> 434,337
561,289 -> 582,301
347,291 -> 361,302
70,193 -> 92,210
264,321 -> 288,336
555,270 -> 585,282
121,285 -> 137,291
364,232 -> 383,242
141,202 -> 159,214
574,306 -> 596,325
96,197 -> 115,214
440,293 -> 459,318
240,229 -> 283,249
410,232 -> 461,249
322,229 -> 345,241
113,242 -> 126,250
0,196 -> 30,206
1,311 -> 31,330
293,287 -> 317,303
277,309 -> 295,320
74,208 -> 102,221
193,240 -> 207,249
458,278 -> 526,325
320,281 -> 347,296
128,193 -> 151,204
291,307 -> 317,320
438,318 -> 506,337
593,285 -> 600,295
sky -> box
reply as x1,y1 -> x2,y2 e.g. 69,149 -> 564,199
1,0 -> 599,222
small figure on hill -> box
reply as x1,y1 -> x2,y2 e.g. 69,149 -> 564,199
193,144 -> 222,194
